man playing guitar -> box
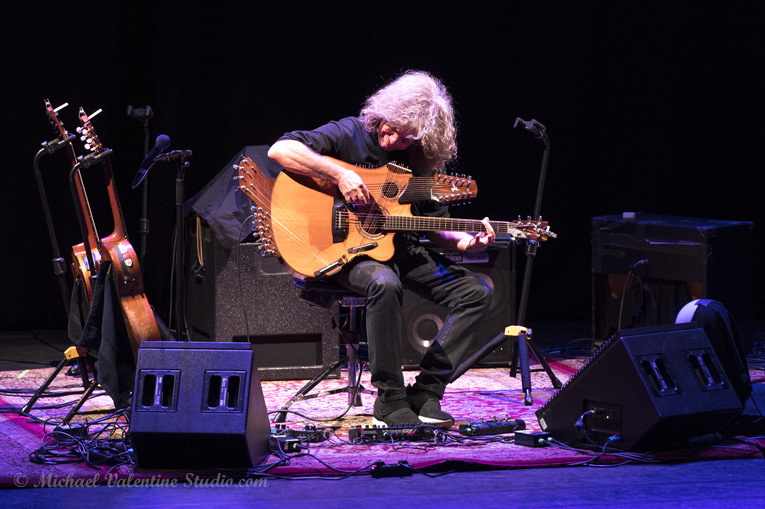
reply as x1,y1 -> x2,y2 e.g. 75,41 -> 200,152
268,70 -> 496,428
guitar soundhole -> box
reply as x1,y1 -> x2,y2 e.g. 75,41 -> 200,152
360,214 -> 387,236
381,181 -> 399,199
348,203 -> 387,238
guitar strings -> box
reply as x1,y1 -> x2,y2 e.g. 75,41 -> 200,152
344,214 -> 511,234
237,161 -> 531,277
237,163 -> 336,268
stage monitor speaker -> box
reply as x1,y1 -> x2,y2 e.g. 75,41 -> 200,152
535,323 -> 743,452
401,240 -> 515,369
129,341 -> 270,470
185,221 -> 338,381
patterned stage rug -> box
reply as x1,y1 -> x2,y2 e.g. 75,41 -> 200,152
1,357 -> 763,486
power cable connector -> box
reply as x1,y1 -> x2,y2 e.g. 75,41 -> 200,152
514,430 -> 552,447
53,423 -> 89,438
371,460 -> 414,478
269,435 -> 300,454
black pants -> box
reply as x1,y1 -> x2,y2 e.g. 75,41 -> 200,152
332,241 -> 493,402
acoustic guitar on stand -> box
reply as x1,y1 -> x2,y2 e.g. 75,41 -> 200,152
236,156 -> 556,280
77,108 -> 161,358
44,99 -> 102,303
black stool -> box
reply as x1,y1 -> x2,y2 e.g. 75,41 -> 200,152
271,278 -> 376,423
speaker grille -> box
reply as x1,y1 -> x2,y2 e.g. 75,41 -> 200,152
401,241 -> 515,369
185,223 -> 339,380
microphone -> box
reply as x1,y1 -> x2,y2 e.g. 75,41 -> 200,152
126,105 -> 154,122
131,134 -> 171,188
514,117 -> 547,138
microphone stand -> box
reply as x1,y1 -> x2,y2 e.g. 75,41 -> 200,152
449,118 -> 561,404
127,105 -> 154,269
509,118 -> 562,403
154,150 -> 193,341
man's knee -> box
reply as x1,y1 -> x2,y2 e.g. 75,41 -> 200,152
470,275 -> 493,308
364,266 -> 403,299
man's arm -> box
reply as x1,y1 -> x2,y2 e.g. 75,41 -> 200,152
268,140 -> 370,204
425,217 -> 496,252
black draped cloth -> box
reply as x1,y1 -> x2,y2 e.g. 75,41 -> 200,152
184,145 -> 282,249
77,261 -> 136,409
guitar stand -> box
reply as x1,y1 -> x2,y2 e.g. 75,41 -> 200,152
20,346 -> 99,426
33,135 -> 78,318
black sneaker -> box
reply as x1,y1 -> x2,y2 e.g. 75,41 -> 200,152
372,398 -> 421,427
407,387 -> 454,429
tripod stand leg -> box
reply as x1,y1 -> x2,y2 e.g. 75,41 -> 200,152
21,356 -> 69,416
527,339 -> 563,389
346,346 -> 363,407
61,379 -> 99,426
517,331 -> 533,405
20,346 -> 89,416
272,360 -> 344,423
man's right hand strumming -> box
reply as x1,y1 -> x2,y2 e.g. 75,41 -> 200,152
268,139 -> 370,204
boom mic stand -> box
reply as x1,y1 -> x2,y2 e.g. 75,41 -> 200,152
450,118 -> 561,404
157,150 -> 192,341
127,105 -> 154,269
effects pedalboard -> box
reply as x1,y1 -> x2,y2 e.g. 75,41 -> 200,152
270,424 -> 331,453
349,423 -> 437,442
458,417 -> 526,436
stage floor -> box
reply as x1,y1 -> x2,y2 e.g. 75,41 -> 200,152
1,327 -> 764,506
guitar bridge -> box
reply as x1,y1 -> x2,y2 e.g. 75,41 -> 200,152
332,198 -> 348,243
314,256 -> 347,278
348,242 -> 378,254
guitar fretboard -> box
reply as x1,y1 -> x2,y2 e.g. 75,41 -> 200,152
342,212 -> 542,239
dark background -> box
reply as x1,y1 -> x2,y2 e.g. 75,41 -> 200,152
3,2 -> 763,338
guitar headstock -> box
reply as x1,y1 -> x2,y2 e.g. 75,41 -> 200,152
235,157 -> 279,257
400,173 -> 478,205
44,99 -> 71,140
430,173 -> 478,204
77,107 -> 105,154
511,218 -> 557,242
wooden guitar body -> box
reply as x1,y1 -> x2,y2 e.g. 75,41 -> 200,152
271,168 -> 407,279
98,235 -> 159,359
78,109 -> 161,358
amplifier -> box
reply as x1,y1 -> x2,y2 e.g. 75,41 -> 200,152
185,222 -> 338,381
591,213 -> 753,351
401,240 -> 515,369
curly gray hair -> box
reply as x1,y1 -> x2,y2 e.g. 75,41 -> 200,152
359,70 -> 457,172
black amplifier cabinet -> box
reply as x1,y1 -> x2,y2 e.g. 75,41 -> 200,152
185,223 -> 338,381
401,240 -> 516,369
591,213 -> 753,351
